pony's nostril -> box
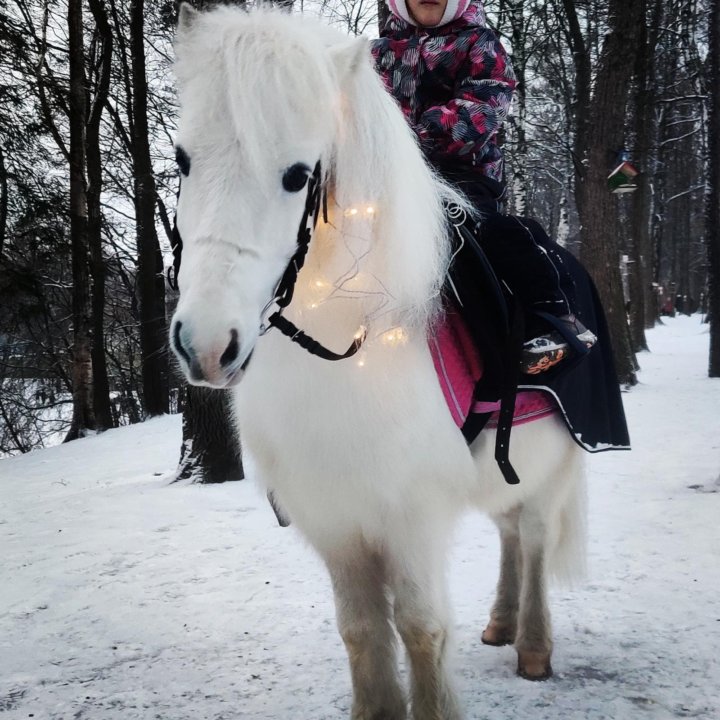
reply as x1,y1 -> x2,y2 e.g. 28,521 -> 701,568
220,328 -> 240,368
173,321 -> 193,366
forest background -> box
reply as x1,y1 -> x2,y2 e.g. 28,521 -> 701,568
1,0 -> 719,480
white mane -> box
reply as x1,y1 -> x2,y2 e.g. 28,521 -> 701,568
327,25 -> 460,333
175,7 -> 465,338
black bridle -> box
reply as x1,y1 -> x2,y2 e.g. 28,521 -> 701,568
168,161 -> 366,362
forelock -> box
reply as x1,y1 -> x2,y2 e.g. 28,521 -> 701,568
175,8 -> 341,178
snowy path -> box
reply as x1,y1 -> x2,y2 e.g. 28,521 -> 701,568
1,315 -> 719,719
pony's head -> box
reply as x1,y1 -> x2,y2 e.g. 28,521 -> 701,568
170,5 -> 453,388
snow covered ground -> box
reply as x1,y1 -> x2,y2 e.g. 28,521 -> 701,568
1,314 -> 719,720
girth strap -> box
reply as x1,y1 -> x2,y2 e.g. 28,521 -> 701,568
445,202 -> 522,485
493,308 -> 523,485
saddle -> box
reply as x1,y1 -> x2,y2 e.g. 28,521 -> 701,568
429,309 -> 556,434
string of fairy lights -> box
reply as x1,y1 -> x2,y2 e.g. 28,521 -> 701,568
300,200 -> 411,367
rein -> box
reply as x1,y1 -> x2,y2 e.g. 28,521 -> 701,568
169,161 -> 366,363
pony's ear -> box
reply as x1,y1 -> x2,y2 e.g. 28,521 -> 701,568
330,37 -> 370,82
177,2 -> 200,34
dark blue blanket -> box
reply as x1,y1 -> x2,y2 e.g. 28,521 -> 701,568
446,218 -> 630,459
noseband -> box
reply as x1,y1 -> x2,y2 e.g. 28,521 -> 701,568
169,161 -> 366,362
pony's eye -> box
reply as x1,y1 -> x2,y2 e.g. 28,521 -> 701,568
175,146 -> 191,177
282,163 -> 310,193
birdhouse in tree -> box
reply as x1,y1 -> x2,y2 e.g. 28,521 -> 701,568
607,161 -> 639,194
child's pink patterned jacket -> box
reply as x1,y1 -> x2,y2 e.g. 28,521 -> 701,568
371,0 -> 516,183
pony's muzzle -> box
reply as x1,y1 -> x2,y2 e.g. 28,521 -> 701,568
171,321 -> 251,387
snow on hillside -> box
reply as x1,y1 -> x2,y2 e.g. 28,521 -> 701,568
1,315 -> 719,720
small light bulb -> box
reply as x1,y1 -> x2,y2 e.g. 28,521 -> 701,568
381,327 -> 407,345
366,206 -> 375,214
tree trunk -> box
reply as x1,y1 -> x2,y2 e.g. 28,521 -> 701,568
628,0 -> 661,350
578,0 -> 643,386
65,0 -> 96,441
170,220 -> 243,481
176,386 -> 244,484
561,0 -> 592,216
378,0 -> 390,31
87,0 -> 115,431
508,0 -> 528,216
0,146 -> 7,257
708,0 -> 720,376
130,0 -> 169,416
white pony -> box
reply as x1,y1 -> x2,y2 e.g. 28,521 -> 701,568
171,6 -> 585,719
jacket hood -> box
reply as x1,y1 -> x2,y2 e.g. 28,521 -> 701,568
385,0 -> 486,30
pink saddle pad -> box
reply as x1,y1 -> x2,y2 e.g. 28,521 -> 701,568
428,310 -> 556,430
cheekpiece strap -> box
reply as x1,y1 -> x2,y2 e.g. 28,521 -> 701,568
168,185 -> 184,291
272,162 -> 323,309
267,161 -> 367,361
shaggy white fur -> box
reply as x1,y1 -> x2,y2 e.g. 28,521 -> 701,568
171,6 -> 586,718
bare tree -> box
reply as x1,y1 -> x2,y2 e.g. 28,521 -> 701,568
66,0 -> 96,440
378,0 -> 390,31
0,146 -> 7,256
559,0 -> 592,212
578,0 -> 644,386
130,0 -> 169,416
87,0 -> 115,430
708,0 -> 720,375
627,0 -> 663,350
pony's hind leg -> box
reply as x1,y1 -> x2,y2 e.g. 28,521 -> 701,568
327,543 -> 407,720
482,507 -> 521,647
389,526 -> 462,720
514,505 -> 553,681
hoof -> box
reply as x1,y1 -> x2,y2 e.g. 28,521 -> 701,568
481,621 -> 515,647
517,650 -> 553,681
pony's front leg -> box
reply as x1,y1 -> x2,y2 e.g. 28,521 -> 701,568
389,532 -> 462,720
327,545 -> 407,720
515,506 -> 553,680
482,507 -> 521,647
